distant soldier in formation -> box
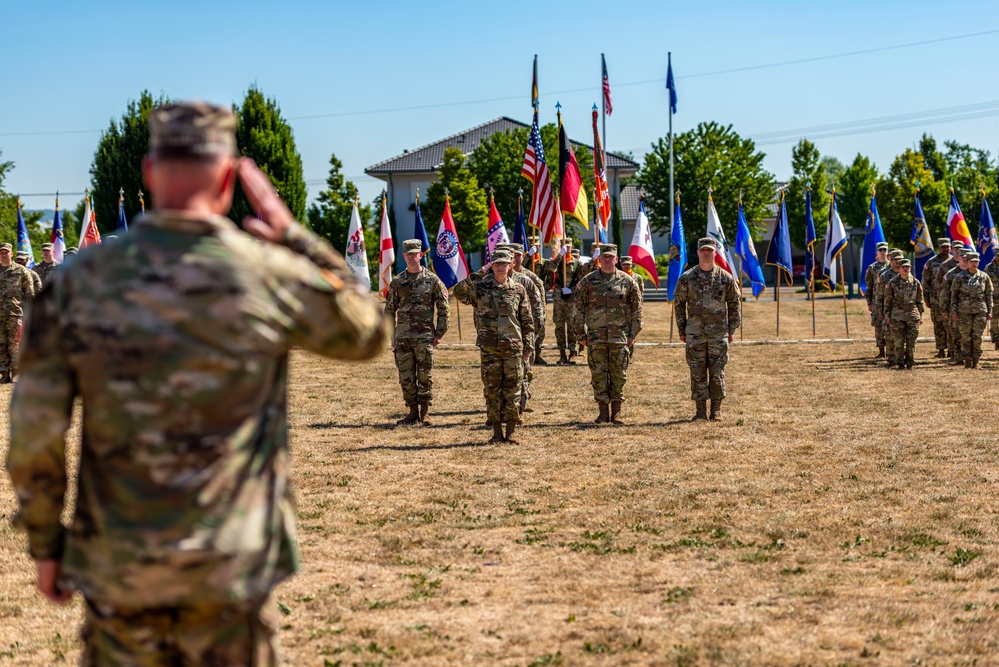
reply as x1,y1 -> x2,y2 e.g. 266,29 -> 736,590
515,239 -> 549,365
573,244 -> 643,424
864,242 -> 889,357
618,256 -> 646,300
454,249 -> 534,444
921,237 -> 951,358
14,252 -> 42,298
940,246 -> 971,365
64,246 -> 79,257
935,240 -> 965,358
501,243 -> 543,414
883,258 -> 924,369
0,242 -> 35,382
950,251 -> 993,368
384,240 -> 449,425
874,249 -> 903,366
674,238 -> 741,422
984,250 -> 999,349
540,238 -> 581,365
34,242 -> 60,286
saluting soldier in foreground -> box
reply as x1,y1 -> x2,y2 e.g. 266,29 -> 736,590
883,258 -> 924,369
454,249 -> 534,444
921,237 -> 951,358
385,239 -> 449,425
6,101 -> 389,666
574,244 -> 642,424
864,242 -> 889,357
984,250 -> 999,349
674,238 -> 741,421
0,242 -> 35,382
950,251 -> 993,368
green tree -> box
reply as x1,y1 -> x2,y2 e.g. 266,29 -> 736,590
919,134 -> 947,182
230,85 -> 307,225
424,147 -> 489,253
836,154 -> 879,232
942,140 -> 998,227
875,148 -> 948,247
786,139 -> 829,248
306,151 -> 371,254
90,90 -> 169,232
635,122 -> 774,243
822,155 -> 846,185
0,150 -> 17,242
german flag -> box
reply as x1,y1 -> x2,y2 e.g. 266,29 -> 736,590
558,114 -> 588,230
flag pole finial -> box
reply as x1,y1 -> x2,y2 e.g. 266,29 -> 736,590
738,188 -> 744,203
55,190 -> 60,209
444,187 -> 450,200
488,185 -> 495,199
518,186 -> 523,198
707,186 -> 713,201
415,187 -> 420,204
119,186 -> 124,201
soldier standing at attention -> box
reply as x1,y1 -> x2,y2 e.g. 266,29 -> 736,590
874,249 -> 903,367
935,241 -> 964,358
573,244 -> 643,424
921,238 -> 951,358
541,238 -> 581,365
14,252 -> 42,298
940,247 -> 971,365
6,101 -> 389,665
619,256 -> 646,300
864,242 -> 889,357
34,242 -> 60,286
984,250 -> 999,349
883,258 -> 924,369
454,249 -> 534,443
384,239 -> 449,426
674,238 -> 741,422
951,251 -> 993,368
503,243 -> 544,414
517,238 -> 549,365
0,242 -> 36,383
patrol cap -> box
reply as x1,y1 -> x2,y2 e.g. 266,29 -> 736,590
491,249 -> 513,263
41,242 -> 54,250
65,247 -> 78,256
148,101 -> 238,158
508,244 -> 525,255
876,242 -> 889,250
619,255 -> 633,264
571,249 -> 581,257
698,237 -> 717,250
951,241 -> 965,250
966,252 -> 981,261
14,251 -> 28,258
402,239 -> 423,254
937,237 -> 951,246
898,259 -> 912,268
0,243 -> 12,252
888,250 -> 904,259
600,243 -> 618,256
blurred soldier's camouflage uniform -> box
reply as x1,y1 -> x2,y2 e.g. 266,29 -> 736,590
674,238 -> 741,421
384,240 -> 449,425
538,240 -> 580,364
921,238 -> 951,357
864,242 -> 888,356
984,252 -> 999,349
14,252 -> 42,298
504,244 -> 543,413
34,242 -> 60,286
935,241 -> 964,358
6,101 -> 390,667
0,242 -> 36,382
573,244 -> 643,424
873,250 -> 903,366
883,259 -> 924,369
939,247 -> 971,364
454,249 -> 534,443
950,252 -> 993,368
525,235 -> 550,364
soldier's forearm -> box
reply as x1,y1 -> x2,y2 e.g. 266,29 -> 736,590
281,223 -> 348,273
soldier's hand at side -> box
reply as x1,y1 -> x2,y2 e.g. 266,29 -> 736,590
728,334 -> 734,343
680,335 -> 686,343
580,337 -> 589,348
237,158 -> 295,243
36,559 -> 71,604
433,338 -> 440,347
626,337 -> 634,347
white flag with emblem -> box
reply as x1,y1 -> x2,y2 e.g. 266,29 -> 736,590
345,200 -> 371,289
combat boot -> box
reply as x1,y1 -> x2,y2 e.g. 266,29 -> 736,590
534,352 -> 548,366
964,358 -> 972,368
505,422 -> 519,444
876,346 -> 886,358
557,349 -> 568,365
567,349 -> 578,364
972,358 -> 980,368
397,405 -> 419,425
419,403 -> 431,426
937,349 -> 947,358
610,401 -> 624,424
692,400 -> 708,421
595,402 -> 610,424
709,398 -> 723,421
0,371 -> 9,384
490,423 -> 505,443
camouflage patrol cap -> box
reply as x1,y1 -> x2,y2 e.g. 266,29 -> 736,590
876,242 -> 888,250
888,250 -> 904,259
966,252 -> 981,261
148,101 -> 238,158
41,242 -> 53,250
951,241 -> 965,250
65,247 -> 78,256
898,259 -> 912,268
698,237 -> 717,250
402,239 -> 423,254
619,255 -> 633,264
571,249 -> 581,257
937,237 -> 951,246
600,243 -> 618,256
0,243 -> 12,252
507,244 -> 525,255
491,249 -> 513,263
14,251 -> 28,258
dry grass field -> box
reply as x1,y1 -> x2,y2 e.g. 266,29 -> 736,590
3,293 -> 999,666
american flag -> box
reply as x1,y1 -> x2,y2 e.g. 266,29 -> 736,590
521,111 -> 560,243
602,54 -> 613,116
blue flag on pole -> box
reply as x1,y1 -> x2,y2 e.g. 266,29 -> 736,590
512,195 -> 528,251
16,202 -> 34,268
859,192 -> 886,296
766,192 -> 793,286
911,192 -> 934,280
804,189 -> 816,290
117,199 -> 129,234
666,197 -> 686,301
977,193 -> 996,267
413,197 -> 431,268
734,202 -> 766,298
666,56 -> 677,114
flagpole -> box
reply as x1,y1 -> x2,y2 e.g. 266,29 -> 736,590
601,53 -> 607,175
739,265 -> 746,342
455,294 -> 462,342
808,184 -> 816,338
776,270 -> 781,339
668,51 -> 674,240
839,260 -> 849,337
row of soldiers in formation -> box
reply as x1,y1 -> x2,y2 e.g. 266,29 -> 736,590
384,235 -> 740,442
866,238 -> 994,369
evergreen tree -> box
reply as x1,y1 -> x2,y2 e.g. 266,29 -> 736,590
467,127 -> 530,227
230,85 -> 307,225
0,150 -> 17,242
423,147 -> 489,253
875,148 -> 948,247
787,139 -> 829,248
306,151 -> 371,253
837,154 -> 880,232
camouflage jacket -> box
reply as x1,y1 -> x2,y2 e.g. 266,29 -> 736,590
514,266 -> 546,309
934,257 -> 959,309
7,211 -> 390,609
674,265 -> 741,340
510,268 -> 543,331
24,268 -> 42,299
384,267 -> 449,342
921,254 -> 946,306
539,256 -> 581,299
0,262 -> 36,316
864,260 -> 888,305
983,260 -> 999,291
950,270 -> 993,316
623,270 -> 646,298
576,261 -> 595,280
874,267 -> 899,320
573,268 -> 643,345
34,260 -> 60,287
884,274 -> 924,323
454,270 -> 534,353
937,265 -> 968,314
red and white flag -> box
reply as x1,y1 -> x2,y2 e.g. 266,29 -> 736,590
79,203 -> 102,249
706,197 -> 737,276
378,197 -> 395,297
629,199 -> 659,288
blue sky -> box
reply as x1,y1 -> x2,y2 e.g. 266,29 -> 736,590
3,0 -> 998,215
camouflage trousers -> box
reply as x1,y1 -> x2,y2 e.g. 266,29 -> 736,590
480,347 -> 523,424
394,338 -> 435,407
587,343 -> 631,404
520,355 -> 534,411
889,319 -> 920,366
991,309 -> 999,345
931,305 -> 949,352
685,336 -> 729,401
944,314 -> 957,355
0,315 -> 20,374
552,298 -> 577,351
81,596 -> 278,666
957,313 -> 988,361
534,307 -> 547,358
870,308 -> 886,347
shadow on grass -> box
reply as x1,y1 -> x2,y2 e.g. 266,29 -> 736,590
337,441 -> 492,453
